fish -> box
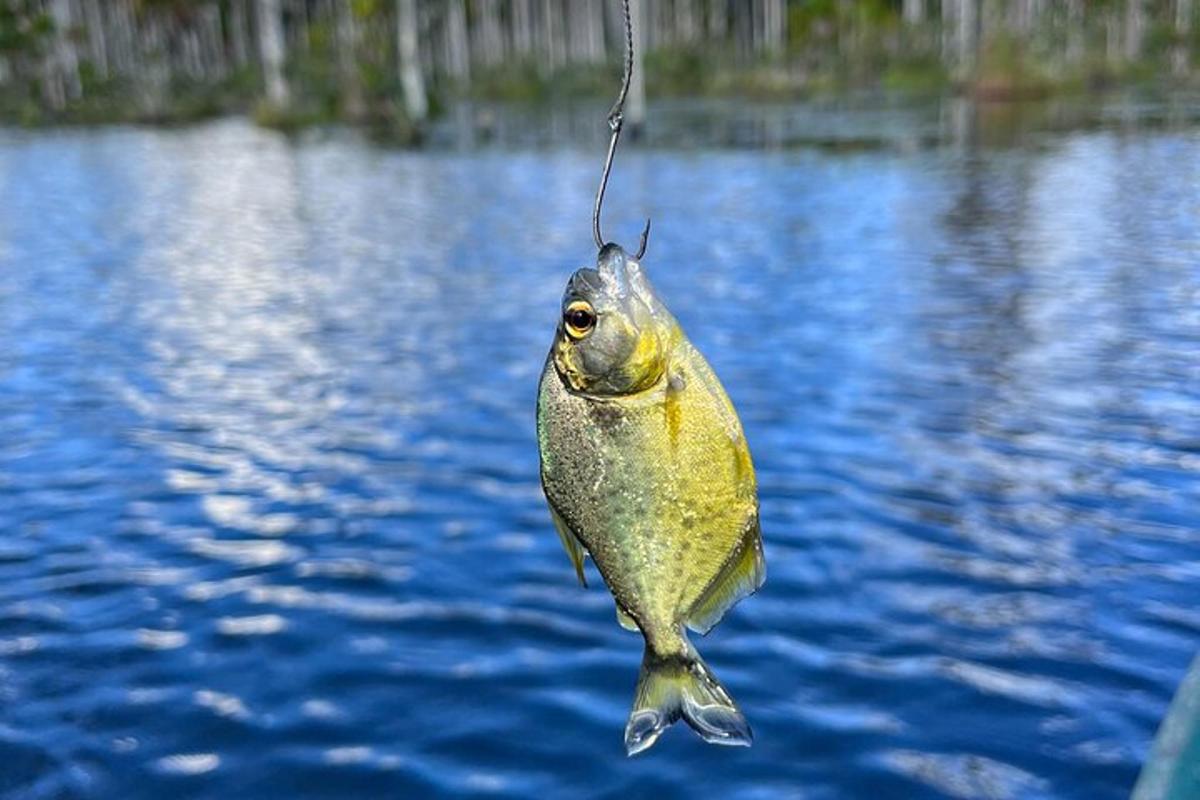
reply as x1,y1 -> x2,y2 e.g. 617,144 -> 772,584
536,242 -> 765,755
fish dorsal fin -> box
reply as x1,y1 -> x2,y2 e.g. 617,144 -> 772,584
616,603 -> 639,632
686,516 -> 765,635
548,504 -> 588,587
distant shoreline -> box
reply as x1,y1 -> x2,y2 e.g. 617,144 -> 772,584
2,2 -> 1196,143
2,72 -> 1197,144
5,89 -> 1197,158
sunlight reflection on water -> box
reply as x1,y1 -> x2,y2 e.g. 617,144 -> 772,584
0,96 -> 1198,799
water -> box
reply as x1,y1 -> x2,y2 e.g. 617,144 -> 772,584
0,95 -> 1198,799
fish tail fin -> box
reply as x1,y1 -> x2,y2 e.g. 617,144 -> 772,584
624,642 -> 752,756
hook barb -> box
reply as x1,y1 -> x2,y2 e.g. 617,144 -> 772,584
635,218 -> 651,260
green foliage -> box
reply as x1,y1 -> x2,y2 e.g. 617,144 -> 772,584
468,59 -> 551,101
645,47 -> 715,94
0,0 -> 1197,132
882,57 -> 951,95
352,0 -> 382,19
973,32 -> 1053,99
253,100 -> 324,132
466,58 -> 615,103
787,0 -> 837,46
0,2 -> 51,54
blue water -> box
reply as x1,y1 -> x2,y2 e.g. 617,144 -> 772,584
1,97 -> 1198,799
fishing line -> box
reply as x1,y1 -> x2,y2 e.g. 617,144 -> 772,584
592,0 -> 651,259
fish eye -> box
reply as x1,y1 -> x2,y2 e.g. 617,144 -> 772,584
564,301 -> 596,339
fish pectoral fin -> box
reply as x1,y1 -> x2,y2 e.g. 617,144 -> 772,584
548,504 -> 589,588
686,515 -> 766,635
615,603 -> 639,632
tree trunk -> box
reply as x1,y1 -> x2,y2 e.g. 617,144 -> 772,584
758,0 -> 785,55
109,0 -> 137,76
539,0 -> 565,69
1066,0 -> 1084,66
137,10 -> 170,117
294,0 -> 314,57
1125,0 -> 1145,61
951,0 -> 979,82
397,0 -> 427,121
200,3 -> 226,81
675,0 -> 700,45
1011,0 -> 1036,34
81,0 -> 108,80
567,0 -> 605,63
1106,6 -> 1121,66
734,0 -> 754,58
1174,0 -> 1193,75
255,0 -> 289,110
227,0 -> 252,69
628,0 -> 646,128
707,0 -> 727,40
444,0 -> 471,80
650,0 -> 671,48
941,0 -> 954,63
472,0 -> 505,67
904,0 -> 924,25
510,0 -> 534,56
46,0 -> 81,109
334,0 -> 364,118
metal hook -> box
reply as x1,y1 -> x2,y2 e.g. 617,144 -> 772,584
592,0 -> 650,259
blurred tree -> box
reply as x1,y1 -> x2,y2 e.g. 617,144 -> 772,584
80,0 -> 108,80
1175,0 -> 1194,74
904,0 -> 925,25
444,0 -> 469,79
256,0 -> 289,109
333,0 -> 363,117
397,0 -> 425,120
1126,0 -> 1146,60
628,0 -> 645,126
226,0 -> 252,70
0,0 -> 1194,127
473,0 -> 505,67
44,0 -> 80,110
943,0 -> 981,81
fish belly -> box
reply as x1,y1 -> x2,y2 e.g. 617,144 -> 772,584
537,351 -> 756,644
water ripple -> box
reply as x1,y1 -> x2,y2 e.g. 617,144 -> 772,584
0,100 -> 1197,798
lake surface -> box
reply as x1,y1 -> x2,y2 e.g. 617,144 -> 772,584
0,95 -> 1198,799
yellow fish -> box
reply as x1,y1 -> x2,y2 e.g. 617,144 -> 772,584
536,243 -> 765,755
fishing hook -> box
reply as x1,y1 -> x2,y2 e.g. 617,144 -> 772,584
592,0 -> 650,259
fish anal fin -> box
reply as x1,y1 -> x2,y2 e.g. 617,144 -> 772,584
616,603 -> 639,632
686,516 -> 765,635
548,504 -> 588,588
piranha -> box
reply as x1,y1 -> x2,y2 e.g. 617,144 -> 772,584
536,242 -> 765,755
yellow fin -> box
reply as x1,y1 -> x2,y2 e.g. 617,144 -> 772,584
548,504 -> 588,587
616,603 -> 639,632
686,517 -> 765,635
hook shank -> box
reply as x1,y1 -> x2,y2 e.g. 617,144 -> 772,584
592,0 -> 650,258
